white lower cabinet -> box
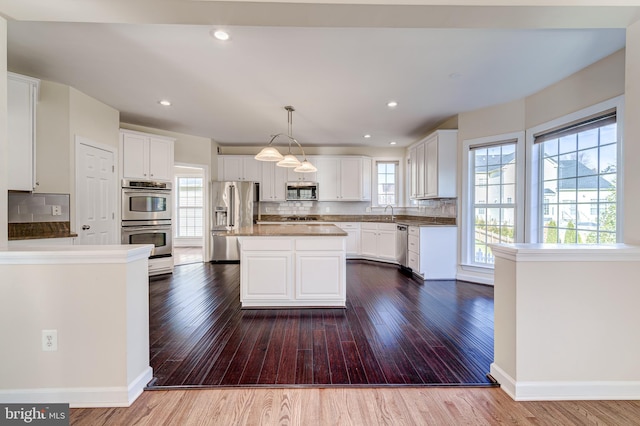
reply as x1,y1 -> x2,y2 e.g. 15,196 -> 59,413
239,236 -> 346,307
331,222 -> 360,258
408,225 -> 457,280
360,222 -> 397,263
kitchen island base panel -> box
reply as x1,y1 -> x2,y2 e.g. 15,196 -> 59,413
238,234 -> 346,308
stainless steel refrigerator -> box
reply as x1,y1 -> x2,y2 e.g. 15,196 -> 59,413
210,181 -> 259,262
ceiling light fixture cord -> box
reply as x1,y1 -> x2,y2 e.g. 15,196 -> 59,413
254,105 -> 316,172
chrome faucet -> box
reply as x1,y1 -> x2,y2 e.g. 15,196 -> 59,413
384,204 -> 395,221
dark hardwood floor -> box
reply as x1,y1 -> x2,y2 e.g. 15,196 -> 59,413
147,260 -> 495,388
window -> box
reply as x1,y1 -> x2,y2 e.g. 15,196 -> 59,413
470,142 -> 518,265
535,111 -> 617,244
376,161 -> 398,205
176,177 -> 204,237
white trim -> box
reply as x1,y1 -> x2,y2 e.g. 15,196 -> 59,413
456,264 -> 494,285
173,237 -> 203,247
461,131 -> 525,268
490,242 -> 640,262
490,364 -> 640,401
0,367 -> 152,408
525,95 -> 624,243
0,244 -> 153,264
490,363 -> 517,399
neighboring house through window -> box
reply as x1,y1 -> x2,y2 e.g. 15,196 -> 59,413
461,132 -> 525,270
533,108 -> 618,244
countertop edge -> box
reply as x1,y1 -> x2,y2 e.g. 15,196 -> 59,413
0,244 -> 154,265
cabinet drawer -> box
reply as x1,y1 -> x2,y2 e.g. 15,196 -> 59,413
408,235 -> 420,253
408,251 -> 420,271
408,226 -> 419,236
241,238 -> 292,251
337,222 -> 359,230
360,222 -> 378,230
296,238 -> 344,251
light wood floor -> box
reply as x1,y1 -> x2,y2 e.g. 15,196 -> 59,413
70,387 -> 640,425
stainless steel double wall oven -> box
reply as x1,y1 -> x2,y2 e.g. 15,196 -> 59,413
121,179 -> 172,258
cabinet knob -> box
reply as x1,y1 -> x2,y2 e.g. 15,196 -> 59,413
82,225 -> 91,230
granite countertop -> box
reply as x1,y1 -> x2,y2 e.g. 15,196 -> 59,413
258,214 -> 456,227
8,222 -> 78,240
217,224 -> 347,237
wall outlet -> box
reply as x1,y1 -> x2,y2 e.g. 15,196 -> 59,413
51,205 -> 62,216
42,329 -> 58,351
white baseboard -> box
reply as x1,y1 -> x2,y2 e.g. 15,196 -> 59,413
491,363 -> 640,401
0,367 -> 153,408
457,270 -> 494,286
173,238 -> 203,248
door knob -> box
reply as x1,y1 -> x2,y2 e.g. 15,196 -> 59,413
82,225 -> 91,230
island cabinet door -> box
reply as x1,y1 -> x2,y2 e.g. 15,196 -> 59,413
241,251 -> 294,302
294,238 -> 346,303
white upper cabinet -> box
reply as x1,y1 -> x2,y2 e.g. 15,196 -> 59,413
121,130 -> 175,181
261,161 -> 288,201
8,72 -> 39,191
408,145 -> 418,199
218,155 -> 261,182
316,156 -> 371,201
408,129 -> 457,199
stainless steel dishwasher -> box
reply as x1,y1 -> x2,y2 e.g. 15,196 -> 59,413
396,224 -> 410,271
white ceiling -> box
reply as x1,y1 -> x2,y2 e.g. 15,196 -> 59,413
3,2 -> 633,147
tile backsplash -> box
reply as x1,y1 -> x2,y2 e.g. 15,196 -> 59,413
259,198 -> 457,218
8,192 -> 71,223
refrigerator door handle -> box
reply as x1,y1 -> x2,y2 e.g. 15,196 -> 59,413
228,185 -> 235,228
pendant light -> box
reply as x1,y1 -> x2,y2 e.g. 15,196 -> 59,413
254,106 -> 317,172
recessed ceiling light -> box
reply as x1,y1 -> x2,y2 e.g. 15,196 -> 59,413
390,141 -> 397,145
212,30 -> 230,41
387,101 -> 398,108
363,134 -> 372,139
158,100 -> 171,106
449,72 -> 463,79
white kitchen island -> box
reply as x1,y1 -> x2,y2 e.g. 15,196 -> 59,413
236,224 -> 347,308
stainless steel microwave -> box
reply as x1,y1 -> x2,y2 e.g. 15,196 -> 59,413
285,182 -> 318,201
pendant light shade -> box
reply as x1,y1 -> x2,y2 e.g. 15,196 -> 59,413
277,154 -> 301,168
255,146 -> 284,161
294,159 -> 317,173
255,105 -> 317,172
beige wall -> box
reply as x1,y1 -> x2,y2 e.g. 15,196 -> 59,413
624,22 -> 640,244
32,82 -> 120,228
458,98 -> 526,142
526,49 -> 625,129
220,145 -> 405,158
69,87 -> 120,150
0,18 -> 7,246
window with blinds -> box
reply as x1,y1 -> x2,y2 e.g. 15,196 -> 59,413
535,111 -> 617,244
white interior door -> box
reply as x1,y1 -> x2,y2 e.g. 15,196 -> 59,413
76,137 -> 117,245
